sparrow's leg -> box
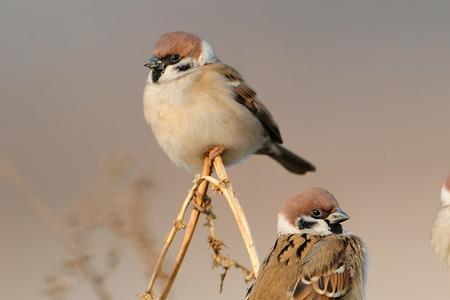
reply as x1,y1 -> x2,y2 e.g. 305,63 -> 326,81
205,145 -> 226,165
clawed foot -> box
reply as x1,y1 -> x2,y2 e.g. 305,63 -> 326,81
205,145 -> 226,164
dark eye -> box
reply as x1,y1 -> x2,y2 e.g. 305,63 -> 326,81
311,209 -> 322,218
170,53 -> 181,63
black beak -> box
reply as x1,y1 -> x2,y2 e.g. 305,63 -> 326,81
144,56 -> 163,69
326,208 -> 350,224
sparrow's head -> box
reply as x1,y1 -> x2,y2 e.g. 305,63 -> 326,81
440,174 -> 450,207
144,31 -> 218,84
277,187 -> 350,236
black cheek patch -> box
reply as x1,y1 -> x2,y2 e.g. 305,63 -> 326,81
298,218 -> 316,229
176,64 -> 191,72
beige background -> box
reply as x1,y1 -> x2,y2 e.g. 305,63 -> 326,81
1,0 -> 450,299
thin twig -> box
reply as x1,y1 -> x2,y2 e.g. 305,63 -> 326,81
211,156 -> 261,275
204,203 -> 254,292
158,156 -> 213,300
145,176 -> 203,296
143,151 -> 260,299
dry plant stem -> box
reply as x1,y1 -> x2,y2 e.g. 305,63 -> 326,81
212,156 -> 261,275
77,259 -> 112,300
206,209 -> 254,291
1,158 -> 112,300
159,156 -> 213,300
145,176 -> 202,293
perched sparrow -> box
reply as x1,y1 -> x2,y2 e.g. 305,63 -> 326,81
246,188 -> 368,300
431,174 -> 450,266
143,31 -> 315,174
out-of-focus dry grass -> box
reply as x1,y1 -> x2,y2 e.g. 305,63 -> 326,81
1,150 -> 255,300
0,152 -> 161,300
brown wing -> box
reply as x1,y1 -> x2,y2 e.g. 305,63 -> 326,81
246,234 -> 366,300
209,63 -> 283,144
292,235 -> 366,300
292,268 -> 351,300
246,234 -> 320,300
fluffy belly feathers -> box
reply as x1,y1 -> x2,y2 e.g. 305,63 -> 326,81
143,79 -> 266,171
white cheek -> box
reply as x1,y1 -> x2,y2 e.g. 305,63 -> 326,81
277,215 -> 333,236
158,65 -> 179,82
158,57 -> 196,83
277,214 -> 301,234
441,188 -> 450,207
311,219 -> 332,235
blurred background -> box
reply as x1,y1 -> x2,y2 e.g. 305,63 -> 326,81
1,0 -> 450,299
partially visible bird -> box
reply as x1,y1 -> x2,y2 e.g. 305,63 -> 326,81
431,174 -> 450,266
245,188 -> 368,300
143,31 -> 315,174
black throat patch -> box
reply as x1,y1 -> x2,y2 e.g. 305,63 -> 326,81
152,67 -> 164,83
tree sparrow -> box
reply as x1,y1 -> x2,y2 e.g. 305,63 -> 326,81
431,174 -> 450,266
143,31 -> 315,174
245,188 -> 368,300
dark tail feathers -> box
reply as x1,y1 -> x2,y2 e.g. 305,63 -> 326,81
259,144 -> 315,175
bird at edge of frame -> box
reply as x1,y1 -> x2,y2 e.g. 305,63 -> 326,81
143,31 -> 315,175
431,174 -> 450,266
245,187 -> 368,300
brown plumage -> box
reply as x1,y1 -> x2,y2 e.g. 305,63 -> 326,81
153,31 -> 202,60
280,189 -> 339,227
245,188 -> 368,300
445,174 -> 450,192
144,31 -> 315,174
202,63 -> 316,174
203,64 -> 282,143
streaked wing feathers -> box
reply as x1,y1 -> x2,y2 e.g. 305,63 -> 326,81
245,234 -> 318,300
293,235 -> 366,300
210,63 -> 283,143
292,265 -> 351,299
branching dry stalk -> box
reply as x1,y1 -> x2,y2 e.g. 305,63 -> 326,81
143,151 -> 260,300
211,156 -> 261,275
204,202 -> 254,292
0,155 -> 114,300
144,175 -> 203,295
1,153 -> 159,300
159,155 -> 213,299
